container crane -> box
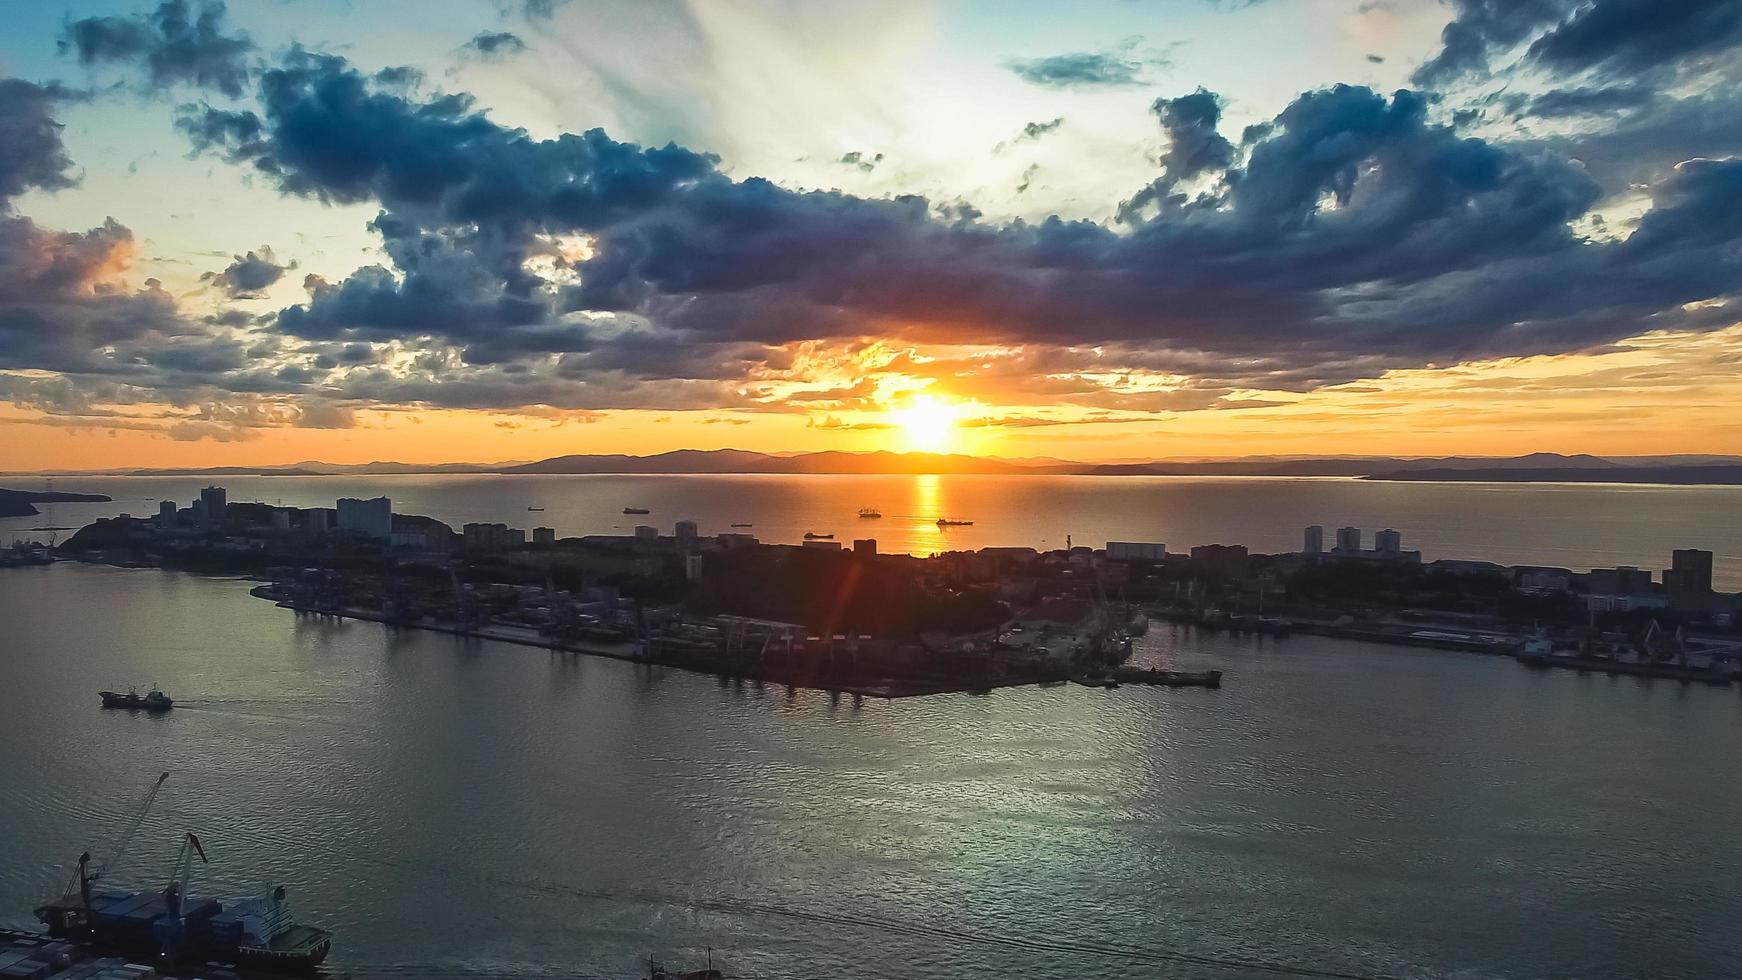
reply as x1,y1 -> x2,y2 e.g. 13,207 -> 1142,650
69,771 -> 170,907
155,832 -> 208,955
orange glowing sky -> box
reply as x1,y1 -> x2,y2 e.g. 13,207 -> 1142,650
2,1 -> 1740,471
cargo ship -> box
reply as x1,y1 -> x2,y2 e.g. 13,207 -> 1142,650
37,847 -> 332,972
34,776 -> 334,972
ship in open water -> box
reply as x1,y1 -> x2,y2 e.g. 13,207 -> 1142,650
33,774 -> 334,972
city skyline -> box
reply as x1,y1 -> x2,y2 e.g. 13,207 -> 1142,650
4,0 -> 1742,470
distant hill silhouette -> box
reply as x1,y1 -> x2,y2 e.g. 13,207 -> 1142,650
9,451 -> 1742,484
1366,465 -> 1742,485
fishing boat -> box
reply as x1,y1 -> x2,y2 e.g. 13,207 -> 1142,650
858,507 -> 882,519
936,518 -> 973,527
623,507 -> 651,515
99,688 -> 173,712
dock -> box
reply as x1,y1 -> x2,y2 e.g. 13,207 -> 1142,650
0,929 -> 191,980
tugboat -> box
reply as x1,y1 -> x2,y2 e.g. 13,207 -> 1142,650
99,687 -> 173,712
35,775 -> 334,972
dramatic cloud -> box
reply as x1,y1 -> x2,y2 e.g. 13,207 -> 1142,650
164,48 -> 1742,397
201,246 -> 291,297
1118,88 -> 1236,222
8,1 -> 1742,438
1414,0 -> 1742,86
0,80 -> 79,203
1006,38 -> 1169,89
466,31 -> 528,59
59,0 -> 254,96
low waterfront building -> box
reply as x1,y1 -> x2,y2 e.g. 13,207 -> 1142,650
634,525 -> 658,540
1189,543 -> 1249,576
853,538 -> 877,555
802,539 -> 842,551
463,522 -> 525,552
675,519 -> 699,539
1515,566 -> 1574,593
1106,541 -> 1166,561
1588,565 -> 1653,595
533,526 -> 557,546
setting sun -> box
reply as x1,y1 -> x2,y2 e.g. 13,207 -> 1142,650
890,395 -> 964,454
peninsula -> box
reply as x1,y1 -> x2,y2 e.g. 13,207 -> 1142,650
0,488 -> 111,519
41,487 -> 1742,695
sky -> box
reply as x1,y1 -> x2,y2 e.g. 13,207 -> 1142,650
1,0 -> 1741,470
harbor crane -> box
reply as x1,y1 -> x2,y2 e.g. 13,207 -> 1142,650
156,832 -> 208,955
70,771 -> 170,905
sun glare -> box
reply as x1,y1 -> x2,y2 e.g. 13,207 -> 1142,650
891,395 -> 962,454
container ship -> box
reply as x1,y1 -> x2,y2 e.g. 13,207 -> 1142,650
33,775 -> 334,972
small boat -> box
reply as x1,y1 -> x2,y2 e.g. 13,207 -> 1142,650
624,507 -> 651,515
730,522 -> 753,528
936,518 -> 973,527
646,953 -> 723,980
99,687 -> 173,711
858,507 -> 882,519
803,532 -> 834,540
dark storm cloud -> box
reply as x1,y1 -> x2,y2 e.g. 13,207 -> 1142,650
166,48 -> 1742,384
467,31 -> 528,58
1526,0 -> 1742,77
0,214 -> 189,374
59,0 -> 254,97
1118,88 -> 1236,222
1006,40 -> 1167,88
1413,0 -> 1742,86
1511,85 -> 1656,119
201,247 -> 291,297
0,80 -> 79,205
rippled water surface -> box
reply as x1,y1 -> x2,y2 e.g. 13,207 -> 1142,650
3,564 -> 1740,979
2,473 -> 1739,588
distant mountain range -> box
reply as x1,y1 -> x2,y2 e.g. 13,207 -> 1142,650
9,451 -> 1742,484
